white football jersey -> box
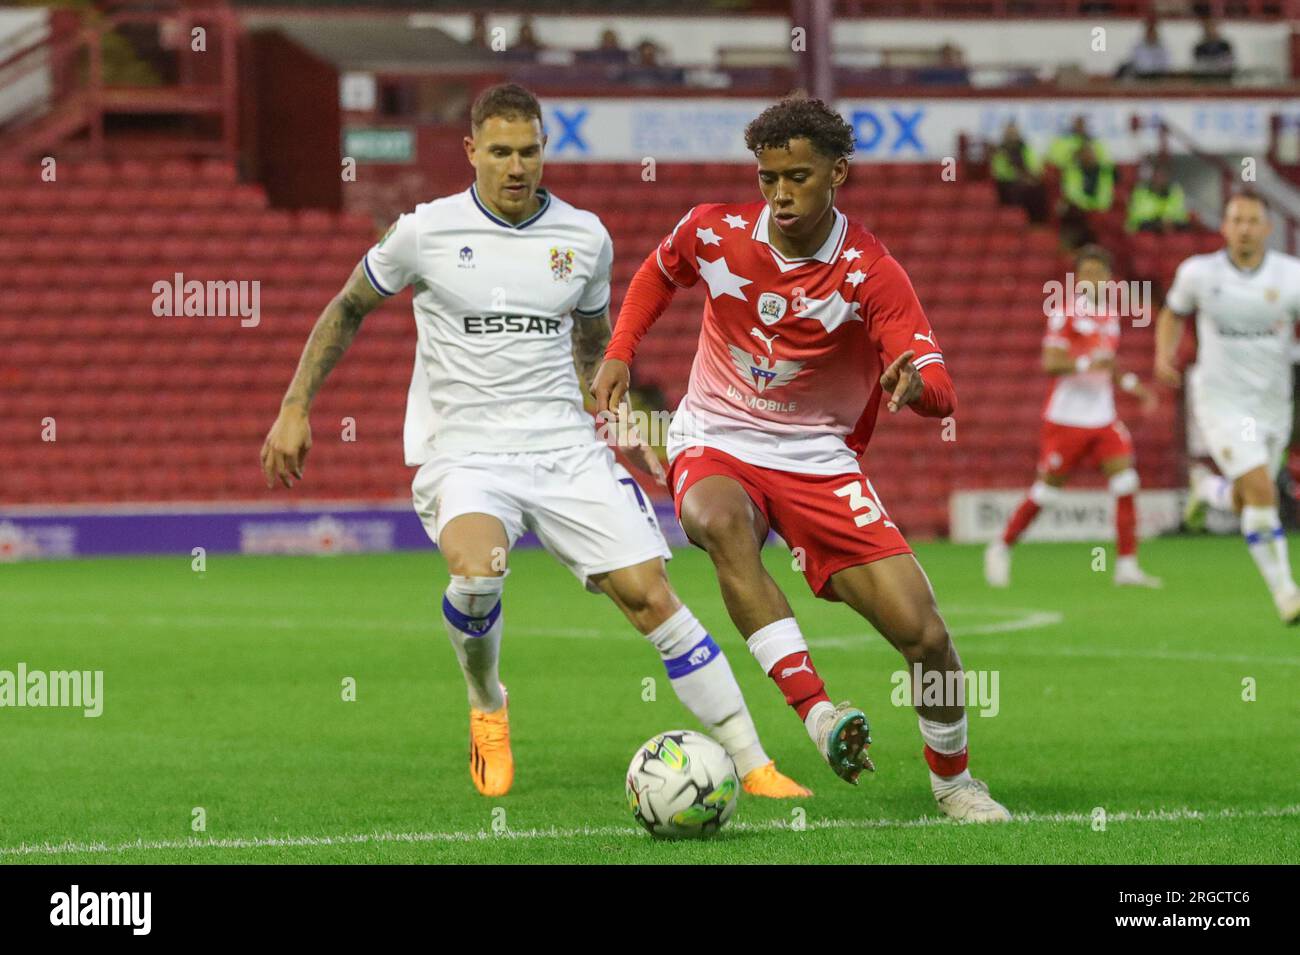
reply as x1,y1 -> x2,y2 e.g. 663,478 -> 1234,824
364,184 -> 612,465
1165,249 -> 1300,424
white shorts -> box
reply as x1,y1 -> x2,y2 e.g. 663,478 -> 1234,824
1190,397 -> 1291,480
411,441 -> 671,591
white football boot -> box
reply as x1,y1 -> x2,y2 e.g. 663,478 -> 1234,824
1273,585 -> 1300,626
934,777 -> 1012,823
983,539 -> 1011,588
1114,557 -> 1163,588
804,700 -> 874,784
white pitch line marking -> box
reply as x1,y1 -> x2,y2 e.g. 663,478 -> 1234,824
9,606 -> 1063,640
2,805 -> 1296,858
11,609 -> 1300,666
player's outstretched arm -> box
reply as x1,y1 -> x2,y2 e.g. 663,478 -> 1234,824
590,358 -> 630,417
1153,306 -> 1184,388
1043,344 -> 1113,375
1113,367 -> 1159,415
593,248 -> 683,417
1042,345 -> 1075,375
580,314 -> 667,486
260,261 -> 385,489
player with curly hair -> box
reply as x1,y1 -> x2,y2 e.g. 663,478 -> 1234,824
593,96 -> 1011,821
261,83 -> 809,802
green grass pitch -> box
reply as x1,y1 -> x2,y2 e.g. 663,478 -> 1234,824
1,536 -> 1297,864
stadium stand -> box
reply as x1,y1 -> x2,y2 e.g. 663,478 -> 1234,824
0,157 -> 415,505
0,155 -> 1182,537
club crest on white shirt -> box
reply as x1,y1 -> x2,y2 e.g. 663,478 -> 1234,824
727,344 -> 802,394
757,291 -> 788,326
549,247 -> 575,281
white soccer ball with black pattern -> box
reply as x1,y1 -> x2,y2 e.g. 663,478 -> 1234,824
625,730 -> 739,839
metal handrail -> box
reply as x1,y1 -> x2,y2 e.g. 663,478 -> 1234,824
0,3 -> 240,161
1131,113 -> 1299,253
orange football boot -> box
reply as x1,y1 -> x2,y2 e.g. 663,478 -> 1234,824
742,760 -> 813,798
468,687 -> 513,797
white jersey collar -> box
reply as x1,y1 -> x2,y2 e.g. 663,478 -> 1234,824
751,206 -> 847,271
1221,248 -> 1270,277
469,183 -> 552,230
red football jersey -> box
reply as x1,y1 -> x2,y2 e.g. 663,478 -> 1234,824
651,201 -> 947,474
1041,294 -> 1120,428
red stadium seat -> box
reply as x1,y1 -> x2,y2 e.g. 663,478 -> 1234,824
0,160 -> 1183,509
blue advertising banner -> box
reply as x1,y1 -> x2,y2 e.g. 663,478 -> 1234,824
541,96 -> 1300,164
0,501 -> 689,561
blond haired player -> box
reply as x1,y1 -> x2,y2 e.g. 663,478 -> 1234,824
261,84 -> 807,798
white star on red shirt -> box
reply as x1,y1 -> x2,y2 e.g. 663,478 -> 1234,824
845,269 -> 866,287
841,247 -> 862,262
698,256 -> 751,301
722,213 -> 749,230
799,292 -> 863,334
696,226 -> 722,247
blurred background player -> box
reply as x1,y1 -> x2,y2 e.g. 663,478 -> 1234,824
260,83 -> 808,798
1158,193 -> 1300,625
986,245 -> 1162,589
593,97 -> 1010,822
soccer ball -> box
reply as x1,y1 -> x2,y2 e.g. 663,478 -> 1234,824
625,730 -> 739,839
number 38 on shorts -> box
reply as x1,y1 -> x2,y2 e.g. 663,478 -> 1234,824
668,447 -> 912,601
833,479 -> 894,529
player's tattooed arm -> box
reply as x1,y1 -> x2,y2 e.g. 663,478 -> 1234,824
260,261 -> 384,489
572,308 -> 612,391
280,260 -> 385,411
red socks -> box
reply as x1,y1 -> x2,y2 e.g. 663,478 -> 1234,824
1116,494 -> 1136,557
768,652 -> 830,720
1002,498 -> 1040,545
924,744 -> 969,777
1008,490 -> 1137,557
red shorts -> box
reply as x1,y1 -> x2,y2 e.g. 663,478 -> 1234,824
666,446 -> 912,601
1038,419 -> 1133,477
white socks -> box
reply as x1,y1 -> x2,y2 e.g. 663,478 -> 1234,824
746,617 -> 807,674
442,575 -> 506,712
1029,480 -> 1066,506
1196,469 -> 1297,598
646,606 -> 767,776
1242,506 -> 1296,596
